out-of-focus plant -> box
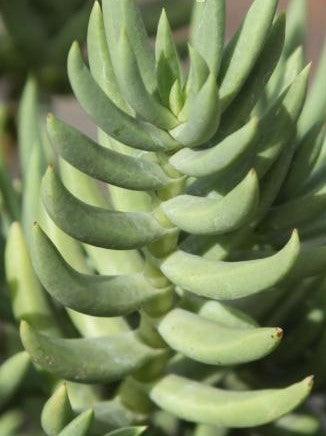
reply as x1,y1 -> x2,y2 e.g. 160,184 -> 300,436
0,0 -> 192,95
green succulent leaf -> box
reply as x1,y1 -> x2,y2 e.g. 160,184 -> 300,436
5,222 -> 60,336
58,409 -> 93,436
32,224 -> 165,317
162,170 -> 259,235
284,0 -> 307,57
170,117 -> 258,178
87,1 -> 127,110
194,424 -> 228,436
185,46 -> 210,102
117,29 -> 178,129
262,187 -> 326,232
47,115 -> 172,191
41,167 -> 170,249
0,410 -> 24,436
195,300 -> 257,329
0,352 -> 30,408
161,231 -> 299,300
18,76 -> 42,176
219,14 -> 285,137
155,8 -> 183,104
102,0 -> 156,93
219,0 -> 278,110
191,0 -> 225,75
255,64 -> 310,177
41,383 -> 74,436
171,73 -> 220,147
158,308 -> 282,365
67,42 -> 178,152
298,40 -> 326,139
150,374 -> 313,428
20,321 -> 163,383
105,427 -> 147,436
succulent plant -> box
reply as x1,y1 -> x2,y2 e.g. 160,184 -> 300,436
1,0 -> 326,434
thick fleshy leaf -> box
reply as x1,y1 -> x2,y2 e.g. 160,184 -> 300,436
170,117 -> 258,178
47,115 -> 172,191
58,410 -> 93,436
156,9 -> 183,104
117,30 -> 178,129
21,140 -> 45,245
0,410 -> 24,436
185,46 -> 210,102
287,245 -> 326,281
219,14 -> 285,137
254,65 -> 310,177
190,0 -> 225,75
281,46 -> 305,90
194,425 -> 227,436
161,170 -> 259,235
42,167 -> 170,249
284,0 -> 307,57
41,383 -> 74,436
219,0 -> 278,110
67,42 -> 178,152
105,427 -> 147,436
5,222 -> 60,336
169,80 -> 184,116
87,1 -> 127,110
102,0 -> 156,93
184,296 -> 257,329
18,77 -> 42,175
170,73 -> 220,147
255,145 -> 297,224
158,308 -> 282,365
151,375 -> 312,428
0,352 -> 30,408
298,41 -> 326,139
262,187 -> 326,232
186,65 -> 309,199
161,231 -> 299,300
203,306 -> 257,330
282,124 -> 325,199
20,321 -> 162,383
32,224 -> 164,317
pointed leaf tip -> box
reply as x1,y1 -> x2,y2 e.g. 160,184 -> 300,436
161,232 -> 300,300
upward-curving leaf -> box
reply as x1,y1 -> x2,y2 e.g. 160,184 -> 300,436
161,231 -> 300,300
41,167 -> 171,249
170,73 -> 220,147
20,321 -> 163,383
47,115 -> 172,191
161,170 -> 259,235
170,117 -> 258,178
158,308 -> 282,365
190,0 -> 225,75
219,0 -> 278,110
116,29 -> 178,129
67,42 -> 179,152
150,374 -> 313,428
32,224 -> 165,317
58,410 -> 94,436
